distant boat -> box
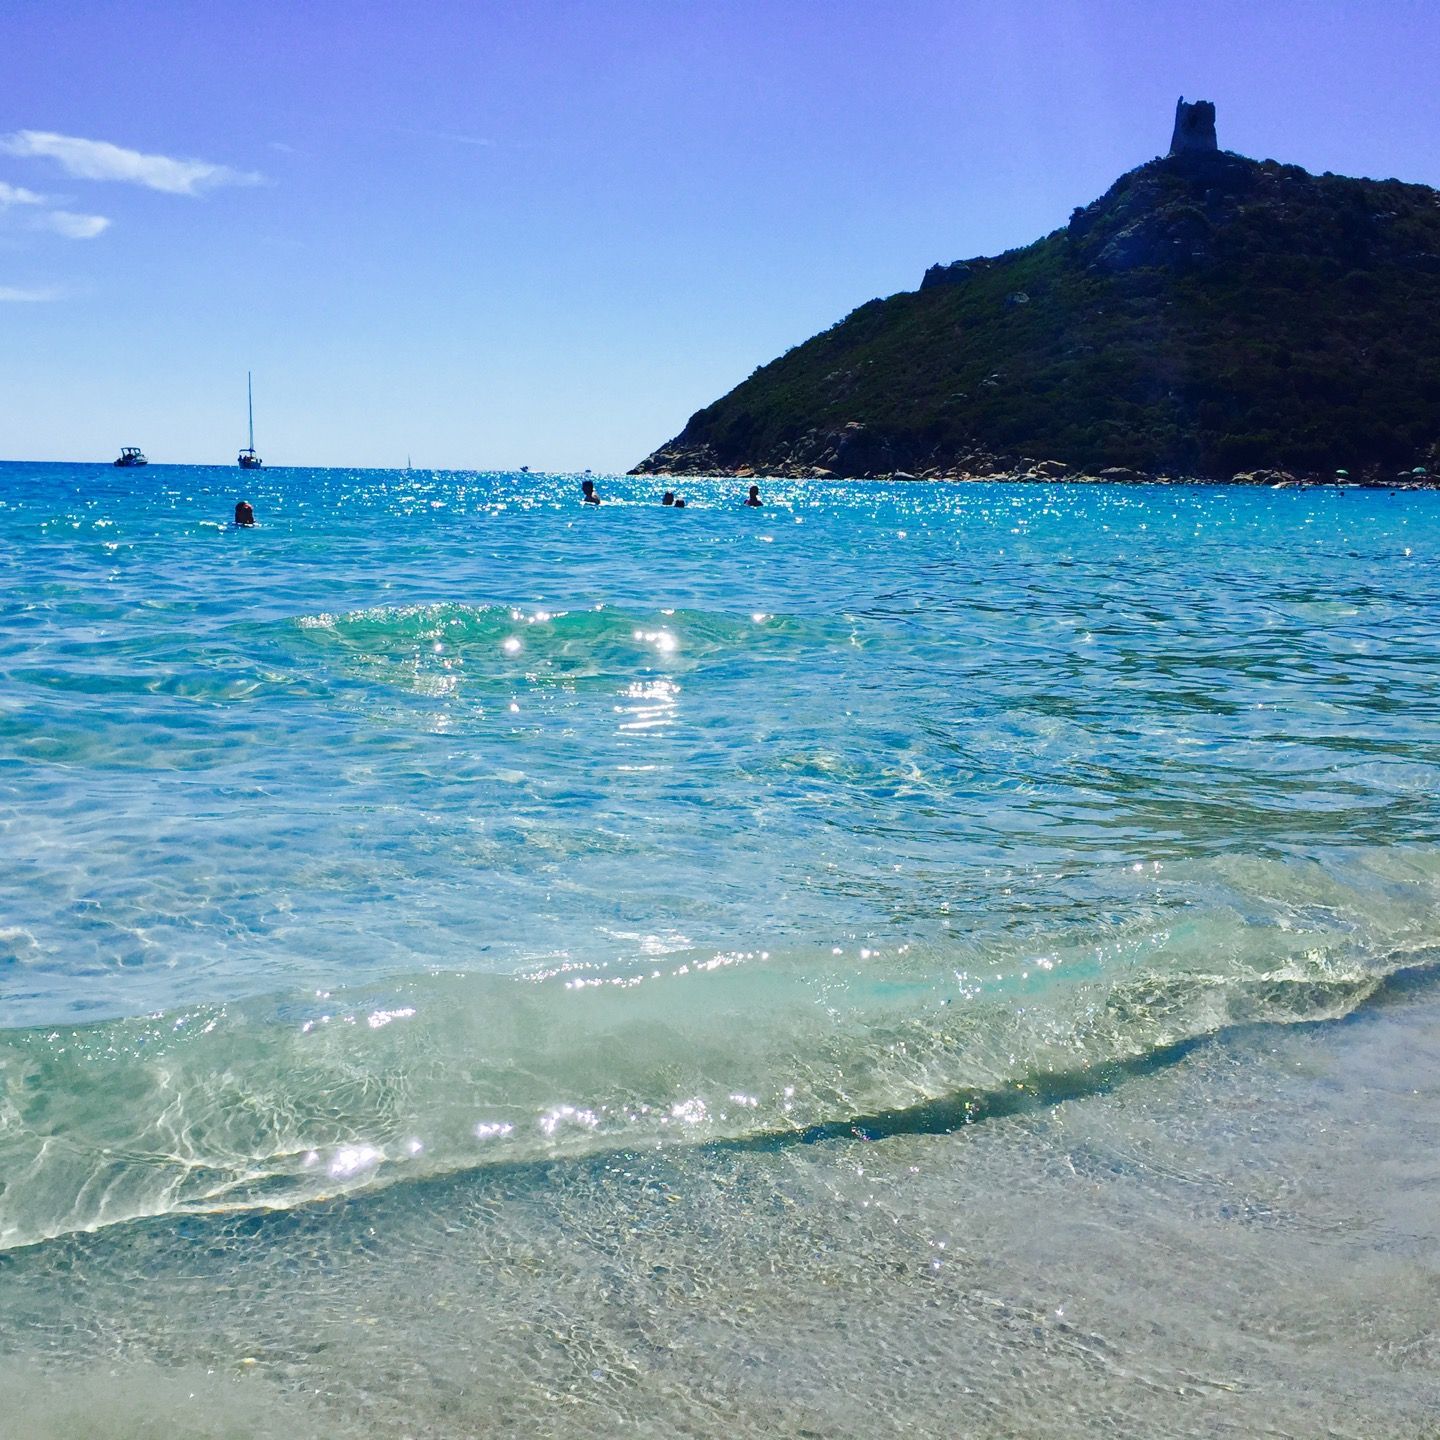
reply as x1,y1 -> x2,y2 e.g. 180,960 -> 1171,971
114,447 -> 147,467
237,371 -> 262,469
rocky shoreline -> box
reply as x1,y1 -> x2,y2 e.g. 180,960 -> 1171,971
631,442 -> 1438,489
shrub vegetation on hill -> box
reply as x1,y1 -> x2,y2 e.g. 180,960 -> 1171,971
634,151 -> 1440,479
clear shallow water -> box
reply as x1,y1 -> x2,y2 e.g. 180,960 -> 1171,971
3,462 -> 1440,1255
8,969 -> 1440,1438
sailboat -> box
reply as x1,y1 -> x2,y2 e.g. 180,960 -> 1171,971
237,371 -> 262,469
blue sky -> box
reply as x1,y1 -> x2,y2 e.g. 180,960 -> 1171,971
3,0 -> 1439,471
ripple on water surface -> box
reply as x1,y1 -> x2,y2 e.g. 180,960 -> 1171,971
2,464 -> 1440,1246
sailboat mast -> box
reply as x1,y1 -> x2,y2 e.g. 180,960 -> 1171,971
247,371 -> 254,451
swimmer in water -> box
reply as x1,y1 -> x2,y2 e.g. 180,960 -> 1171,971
744,484 -> 762,507
234,500 -> 256,526
673,498 -> 686,508
662,491 -> 675,505
581,479 -> 600,504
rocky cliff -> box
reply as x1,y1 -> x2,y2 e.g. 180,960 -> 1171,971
634,103 -> 1440,483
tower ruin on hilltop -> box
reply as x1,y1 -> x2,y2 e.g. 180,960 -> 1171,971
1169,97 -> 1218,155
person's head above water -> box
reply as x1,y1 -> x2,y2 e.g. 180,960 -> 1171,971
673,498 -> 686,508
581,479 -> 599,503
745,484 -> 762,506
662,491 -> 675,505
234,500 -> 255,526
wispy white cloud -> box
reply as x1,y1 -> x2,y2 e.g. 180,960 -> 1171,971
0,176 -> 111,239
0,284 -> 61,302
0,130 -> 263,195
0,179 -> 47,206
401,127 -> 496,149
39,210 -> 110,239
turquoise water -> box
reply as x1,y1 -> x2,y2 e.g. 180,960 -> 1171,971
3,462 -> 1440,1264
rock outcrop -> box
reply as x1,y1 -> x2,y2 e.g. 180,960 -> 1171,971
920,258 -> 988,290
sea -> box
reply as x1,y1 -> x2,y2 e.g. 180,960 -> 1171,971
3,461 -> 1440,1436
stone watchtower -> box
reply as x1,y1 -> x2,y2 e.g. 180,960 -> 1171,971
1169,97 -> 1218,156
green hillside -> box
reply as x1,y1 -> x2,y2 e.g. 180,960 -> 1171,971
634,148 -> 1440,480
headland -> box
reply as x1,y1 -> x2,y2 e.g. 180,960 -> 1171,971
634,100 -> 1440,487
